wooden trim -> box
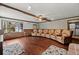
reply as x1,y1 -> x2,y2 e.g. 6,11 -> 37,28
0,16 -> 46,23
0,16 -> 38,23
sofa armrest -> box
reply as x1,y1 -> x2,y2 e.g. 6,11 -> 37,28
64,37 -> 72,45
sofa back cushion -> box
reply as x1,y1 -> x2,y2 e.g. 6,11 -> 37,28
38,29 -> 42,34
49,29 -> 54,35
33,29 -> 38,33
43,29 -> 48,34
4,32 -> 25,40
54,29 -> 62,35
62,30 -> 71,37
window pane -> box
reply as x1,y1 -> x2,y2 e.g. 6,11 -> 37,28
2,20 -> 23,33
69,22 -> 79,36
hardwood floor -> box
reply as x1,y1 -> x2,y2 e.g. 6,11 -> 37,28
3,36 -> 68,55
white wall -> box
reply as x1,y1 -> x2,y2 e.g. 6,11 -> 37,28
39,17 -> 79,29
39,20 -> 68,29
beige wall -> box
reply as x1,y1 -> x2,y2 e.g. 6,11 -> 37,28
23,22 -> 35,29
39,20 -> 68,29
39,17 -> 79,29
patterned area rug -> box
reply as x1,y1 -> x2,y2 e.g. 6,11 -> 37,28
42,45 -> 67,55
3,43 -> 24,55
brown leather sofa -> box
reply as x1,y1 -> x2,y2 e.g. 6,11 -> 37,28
31,29 -> 73,44
4,29 -> 33,41
4,32 -> 26,41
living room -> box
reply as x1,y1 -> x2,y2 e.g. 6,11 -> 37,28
0,3 -> 79,55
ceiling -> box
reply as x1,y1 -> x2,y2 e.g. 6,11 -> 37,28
1,3 -> 79,22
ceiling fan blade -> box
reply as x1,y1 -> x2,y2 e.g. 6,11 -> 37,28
42,17 -> 52,21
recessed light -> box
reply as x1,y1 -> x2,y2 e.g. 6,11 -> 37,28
27,5 -> 31,10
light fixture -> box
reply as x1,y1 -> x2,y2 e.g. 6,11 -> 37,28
37,15 -> 47,22
37,15 -> 43,21
38,18 -> 42,21
27,6 -> 31,10
38,15 -> 43,18
27,3 -> 32,10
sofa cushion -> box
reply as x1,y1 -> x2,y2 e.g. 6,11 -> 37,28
56,36 -> 64,44
41,29 -> 48,37
36,29 -> 43,36
50,35 -> 56,40
54,29 -> 62,36
41,34 -> 45,37
38,29 -> 42,34
45,34 -> 50,38
62,30 -> 71,37
49,29 -> 54,35
33,29 -> 38,33
31,32 -> 37,36
37,33 -> 41,36
43,29 -> 48,34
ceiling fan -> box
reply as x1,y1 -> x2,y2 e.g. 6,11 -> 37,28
0,3 -> 52,22
34,15 -> 52,22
